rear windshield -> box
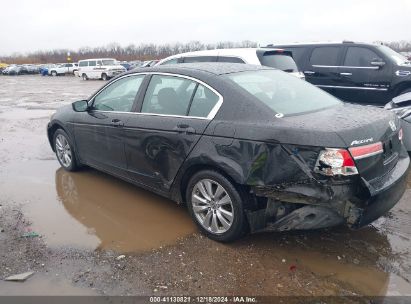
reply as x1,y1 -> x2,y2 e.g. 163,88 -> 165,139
225,70 -> 341,116
259,53 -> 298,72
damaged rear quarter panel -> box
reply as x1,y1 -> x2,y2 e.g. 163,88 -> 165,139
178,133 -> 323,188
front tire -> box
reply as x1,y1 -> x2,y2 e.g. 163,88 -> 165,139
51,71 -> 57,76
82,73 -> 88,80
101,73 -> 108,81
186,170 -> 247,242
53,129 -> 79,172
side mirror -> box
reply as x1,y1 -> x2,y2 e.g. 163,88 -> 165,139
370,58 -> 385,68
72,100 -> 89,112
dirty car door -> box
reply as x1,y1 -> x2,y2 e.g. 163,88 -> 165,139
74,74 -> 145,176
124,74 -> 221,192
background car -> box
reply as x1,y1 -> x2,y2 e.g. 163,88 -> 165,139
0,63 -> 8,73
385,91 -> 411,151
23,64 -> 39,74
3,65 -> 24,75
47,63 -> 409,242
49,63 -> 78,76
271,41 -> 411,105
156,48 -> 304,79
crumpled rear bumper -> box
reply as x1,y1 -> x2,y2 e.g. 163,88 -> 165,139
248,150 -> 410,232
356,152 -> 409,227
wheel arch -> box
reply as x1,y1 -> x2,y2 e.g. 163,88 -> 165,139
47,122 -> 71,152
171,161 -> 246,205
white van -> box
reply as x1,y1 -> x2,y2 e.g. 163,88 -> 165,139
77,58 -> 126,80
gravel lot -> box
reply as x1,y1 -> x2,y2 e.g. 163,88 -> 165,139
0,75 -> 411,297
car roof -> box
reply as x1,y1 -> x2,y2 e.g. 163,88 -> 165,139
127,62 -> 273,77
157,48 -> 286,65
270,41 -> 375,47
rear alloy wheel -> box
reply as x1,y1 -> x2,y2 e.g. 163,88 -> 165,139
54,129 -> 79,172
187,170 -> 247,242
101,73 -> 108,81
51,71 -> 57,76
82,73 -> 88,80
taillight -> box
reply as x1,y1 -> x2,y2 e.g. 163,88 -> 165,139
348,142 -> 383,160
399,128 -> 403,141
314,149 -> 358,176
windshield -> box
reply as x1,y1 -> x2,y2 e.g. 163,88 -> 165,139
226,70 -> 341,116
102,60 -> 116,66
259,53 -> 298,72
377,45 -> 410,65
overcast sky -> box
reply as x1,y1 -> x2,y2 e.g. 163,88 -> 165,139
1,0 -> 410,56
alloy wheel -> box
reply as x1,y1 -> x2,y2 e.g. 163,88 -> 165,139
191,179 -> 234,234
55,134 -> 72,168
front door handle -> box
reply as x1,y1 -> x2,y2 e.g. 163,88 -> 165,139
173,124 -> 196,134
340,72 -> 352,76
111,118 -> 124,127
304,70 -> 315,75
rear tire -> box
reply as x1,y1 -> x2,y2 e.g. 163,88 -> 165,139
82,73 -> 88,80
101,73 -> 108,81
53,129 -> 79,172
186,170 -> 248,242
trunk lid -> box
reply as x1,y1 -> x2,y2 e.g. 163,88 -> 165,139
281,103 -> 402,182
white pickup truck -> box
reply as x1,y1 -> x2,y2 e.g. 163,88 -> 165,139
48,63 -> 78,76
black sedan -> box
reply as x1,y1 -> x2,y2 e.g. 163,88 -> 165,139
47,63 -> 409,242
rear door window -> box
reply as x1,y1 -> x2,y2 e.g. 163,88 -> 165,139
183,56 -> 217,63
79,61 -> 88,67
310,47 -> 341,66
141,75 -> 196,116
89,61 -> 96,67
217,56 -> 245,63
188,85 -> 219,118
344,47 -> 380,67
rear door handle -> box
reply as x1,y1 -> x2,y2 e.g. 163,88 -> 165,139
111,118 -> 124,127
304,70 -> 315,75
173,124 -> 196,134
340,72 -> 352,76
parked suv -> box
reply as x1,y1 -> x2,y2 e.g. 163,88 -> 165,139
49,63 -> 78,76
270,41 -> 411,105
77,58 -> 126,80
156,48 -> 304,79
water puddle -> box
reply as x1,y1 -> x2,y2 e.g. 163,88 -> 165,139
0,160 -> 196,252
55,167 -> 196,252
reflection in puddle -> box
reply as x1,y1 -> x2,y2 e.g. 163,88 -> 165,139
55,168 -> 196,252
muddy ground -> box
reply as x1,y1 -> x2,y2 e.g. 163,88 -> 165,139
0,75 -> 411,299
